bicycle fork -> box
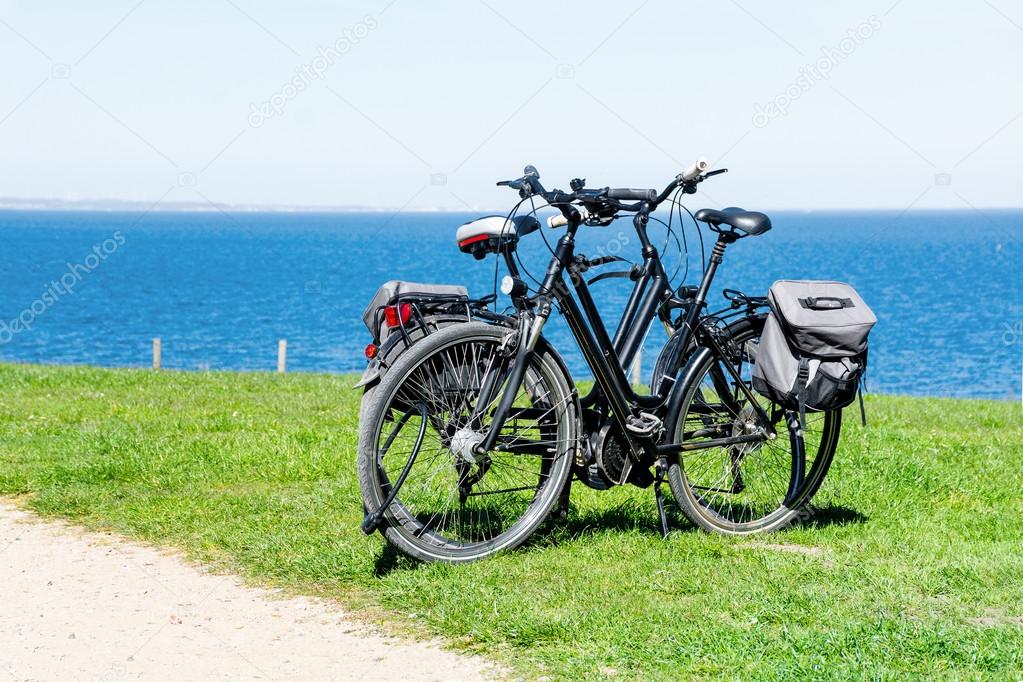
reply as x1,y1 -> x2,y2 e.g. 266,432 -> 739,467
472,302 -> 552,456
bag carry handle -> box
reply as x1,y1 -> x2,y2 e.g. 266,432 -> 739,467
799,296 -> 854,310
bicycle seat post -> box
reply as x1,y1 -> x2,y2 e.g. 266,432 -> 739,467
695,232 -> 737,307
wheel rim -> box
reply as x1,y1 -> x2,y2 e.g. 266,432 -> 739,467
371,333 -> 574,552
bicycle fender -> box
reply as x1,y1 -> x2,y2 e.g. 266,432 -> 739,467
352,363 -> 382,389
648,329 -> 687,397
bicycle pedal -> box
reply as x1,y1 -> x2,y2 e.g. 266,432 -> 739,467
625,412 -> 661,438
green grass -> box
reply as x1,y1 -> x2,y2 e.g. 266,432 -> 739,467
1,363 -> 1021,680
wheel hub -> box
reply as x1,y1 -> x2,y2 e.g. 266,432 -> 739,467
731,404 -> 763,459
449,426 -> 482,464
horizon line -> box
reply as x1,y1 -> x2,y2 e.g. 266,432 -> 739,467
1,196 -> 1022,216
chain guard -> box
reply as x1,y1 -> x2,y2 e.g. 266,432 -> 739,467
590,422 -> 632,487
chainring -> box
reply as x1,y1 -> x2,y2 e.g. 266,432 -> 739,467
594,422 -> 631,486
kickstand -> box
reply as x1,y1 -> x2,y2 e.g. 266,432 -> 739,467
654,458 -> 670,539
555,475 -> 573,520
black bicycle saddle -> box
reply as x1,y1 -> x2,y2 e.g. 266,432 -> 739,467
694,207 -> 772,236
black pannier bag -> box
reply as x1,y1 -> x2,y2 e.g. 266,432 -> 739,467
752,280 -> 876,427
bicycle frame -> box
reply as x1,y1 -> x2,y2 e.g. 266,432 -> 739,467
476,207 -> 773,468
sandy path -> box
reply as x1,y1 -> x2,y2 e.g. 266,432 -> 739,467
0,503 -> 497,681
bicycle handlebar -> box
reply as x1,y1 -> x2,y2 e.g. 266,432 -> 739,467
606,187 -> 658,202
499,156 -> 725,221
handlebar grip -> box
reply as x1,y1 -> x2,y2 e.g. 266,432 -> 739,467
681,157 -> 709,182
547,207 -> 594,228
606,187 -> 657,202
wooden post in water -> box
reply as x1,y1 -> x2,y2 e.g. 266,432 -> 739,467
277,339 -> 287,373
631,347 -> 642,388
152,338 -> 161,370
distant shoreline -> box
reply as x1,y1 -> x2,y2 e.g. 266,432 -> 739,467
0,198 -> 487,215
1,198 -> 1022,216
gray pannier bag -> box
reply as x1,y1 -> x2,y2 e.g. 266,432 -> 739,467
752,280 -> 877,428
362,280 -> 470,345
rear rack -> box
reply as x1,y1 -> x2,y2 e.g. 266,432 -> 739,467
374,293 -> 496,347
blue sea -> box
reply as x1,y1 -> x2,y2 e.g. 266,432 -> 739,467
1,209 -> 1020,400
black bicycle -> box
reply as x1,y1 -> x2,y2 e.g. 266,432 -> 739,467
357,161 -> 840,563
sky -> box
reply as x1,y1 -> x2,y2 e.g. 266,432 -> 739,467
0,0 -> 1020,211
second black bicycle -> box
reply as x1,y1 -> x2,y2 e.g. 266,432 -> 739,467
357,160 -> 841,563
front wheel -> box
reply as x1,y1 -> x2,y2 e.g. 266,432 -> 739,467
357,322 -> 577,563
666,317 -> 840,534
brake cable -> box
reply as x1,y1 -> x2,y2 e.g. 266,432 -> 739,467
672,189 -> 705,278
648,214 -> 684,290
492,194 -> 533,305
665,185 -> 688,286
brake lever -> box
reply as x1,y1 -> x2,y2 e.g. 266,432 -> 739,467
680,168 -> 729,194
497,179 -> 528,193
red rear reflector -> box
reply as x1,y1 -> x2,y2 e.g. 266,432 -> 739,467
364,343 -> 378,359
384,303 -> 412,327
458,234 -> 491,247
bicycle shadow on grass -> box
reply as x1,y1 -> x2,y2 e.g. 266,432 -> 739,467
369,510 -> 654,577
370,503 -> 868,577
374,543 -> 419,577
794,504 -> 867,529
534,501 -> 868,542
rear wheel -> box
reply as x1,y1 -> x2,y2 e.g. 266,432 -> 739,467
666,317 -> 840,534
357,322 -> 577,563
